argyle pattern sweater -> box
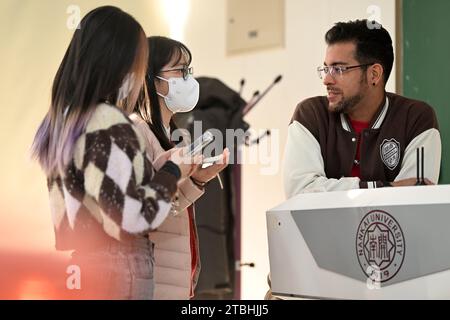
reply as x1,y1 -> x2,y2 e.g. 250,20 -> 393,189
47,103 -> 180,251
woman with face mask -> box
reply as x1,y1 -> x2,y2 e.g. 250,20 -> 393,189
31,7 -> 199,300
130,36 -> 229,299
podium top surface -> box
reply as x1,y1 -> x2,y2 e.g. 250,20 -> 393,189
268,185 -> 450,212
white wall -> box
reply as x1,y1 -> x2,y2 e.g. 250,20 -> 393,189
181,0 -> 396,299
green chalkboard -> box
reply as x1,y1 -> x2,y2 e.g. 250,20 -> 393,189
403,0 -> 450,183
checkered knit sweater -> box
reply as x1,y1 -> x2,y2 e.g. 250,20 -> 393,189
47,103 -> 180,251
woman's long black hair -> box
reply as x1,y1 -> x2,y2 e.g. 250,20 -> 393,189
135,36 -> 192,151
32,6 -> 148,175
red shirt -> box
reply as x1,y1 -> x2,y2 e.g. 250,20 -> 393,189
350,119 -> 370,178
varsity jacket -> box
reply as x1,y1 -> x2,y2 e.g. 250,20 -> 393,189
47,103 -> 180,251
284,92 -> 441,198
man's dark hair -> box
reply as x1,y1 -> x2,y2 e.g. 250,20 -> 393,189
325,19 -> 394,85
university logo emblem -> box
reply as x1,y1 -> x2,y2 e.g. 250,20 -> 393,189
380,138 -> 400,170
356,210 -> 405,283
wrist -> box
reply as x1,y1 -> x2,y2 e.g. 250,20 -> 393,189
190,176 -> 207,189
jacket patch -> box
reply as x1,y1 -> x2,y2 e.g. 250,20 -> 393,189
380,138 -> 401,170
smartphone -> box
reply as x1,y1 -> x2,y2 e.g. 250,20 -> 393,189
187,131 -> 214,156
202,154 -> 224,164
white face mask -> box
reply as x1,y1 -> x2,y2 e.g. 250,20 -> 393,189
118,73 -> 135,101
156,75 -> 200,113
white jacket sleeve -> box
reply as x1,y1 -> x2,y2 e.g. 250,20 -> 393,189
283,121 -> 360,199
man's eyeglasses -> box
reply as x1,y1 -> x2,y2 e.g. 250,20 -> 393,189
317,63 -> 374,79
160,65 -> 194,80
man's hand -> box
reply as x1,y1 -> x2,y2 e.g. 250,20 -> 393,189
391,178 -> 435,187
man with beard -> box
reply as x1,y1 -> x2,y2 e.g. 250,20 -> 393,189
284,20 -> 441,198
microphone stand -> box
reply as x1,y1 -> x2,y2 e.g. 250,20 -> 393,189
242,75 -> 282,116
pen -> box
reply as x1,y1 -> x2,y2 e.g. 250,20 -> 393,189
217,172 -> 224,190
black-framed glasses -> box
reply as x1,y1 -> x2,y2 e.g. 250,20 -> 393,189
317,63 -> 374,79
160,65 -> 194,80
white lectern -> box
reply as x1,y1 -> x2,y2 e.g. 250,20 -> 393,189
266,185 -> 450,299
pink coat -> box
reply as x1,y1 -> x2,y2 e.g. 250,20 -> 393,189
130,113 -> 204,299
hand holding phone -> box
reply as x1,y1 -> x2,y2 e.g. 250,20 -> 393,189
168,148 -> 203,180
202,154 -> 224,165
192,148 -> 230,190
187,131 -> 214,156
